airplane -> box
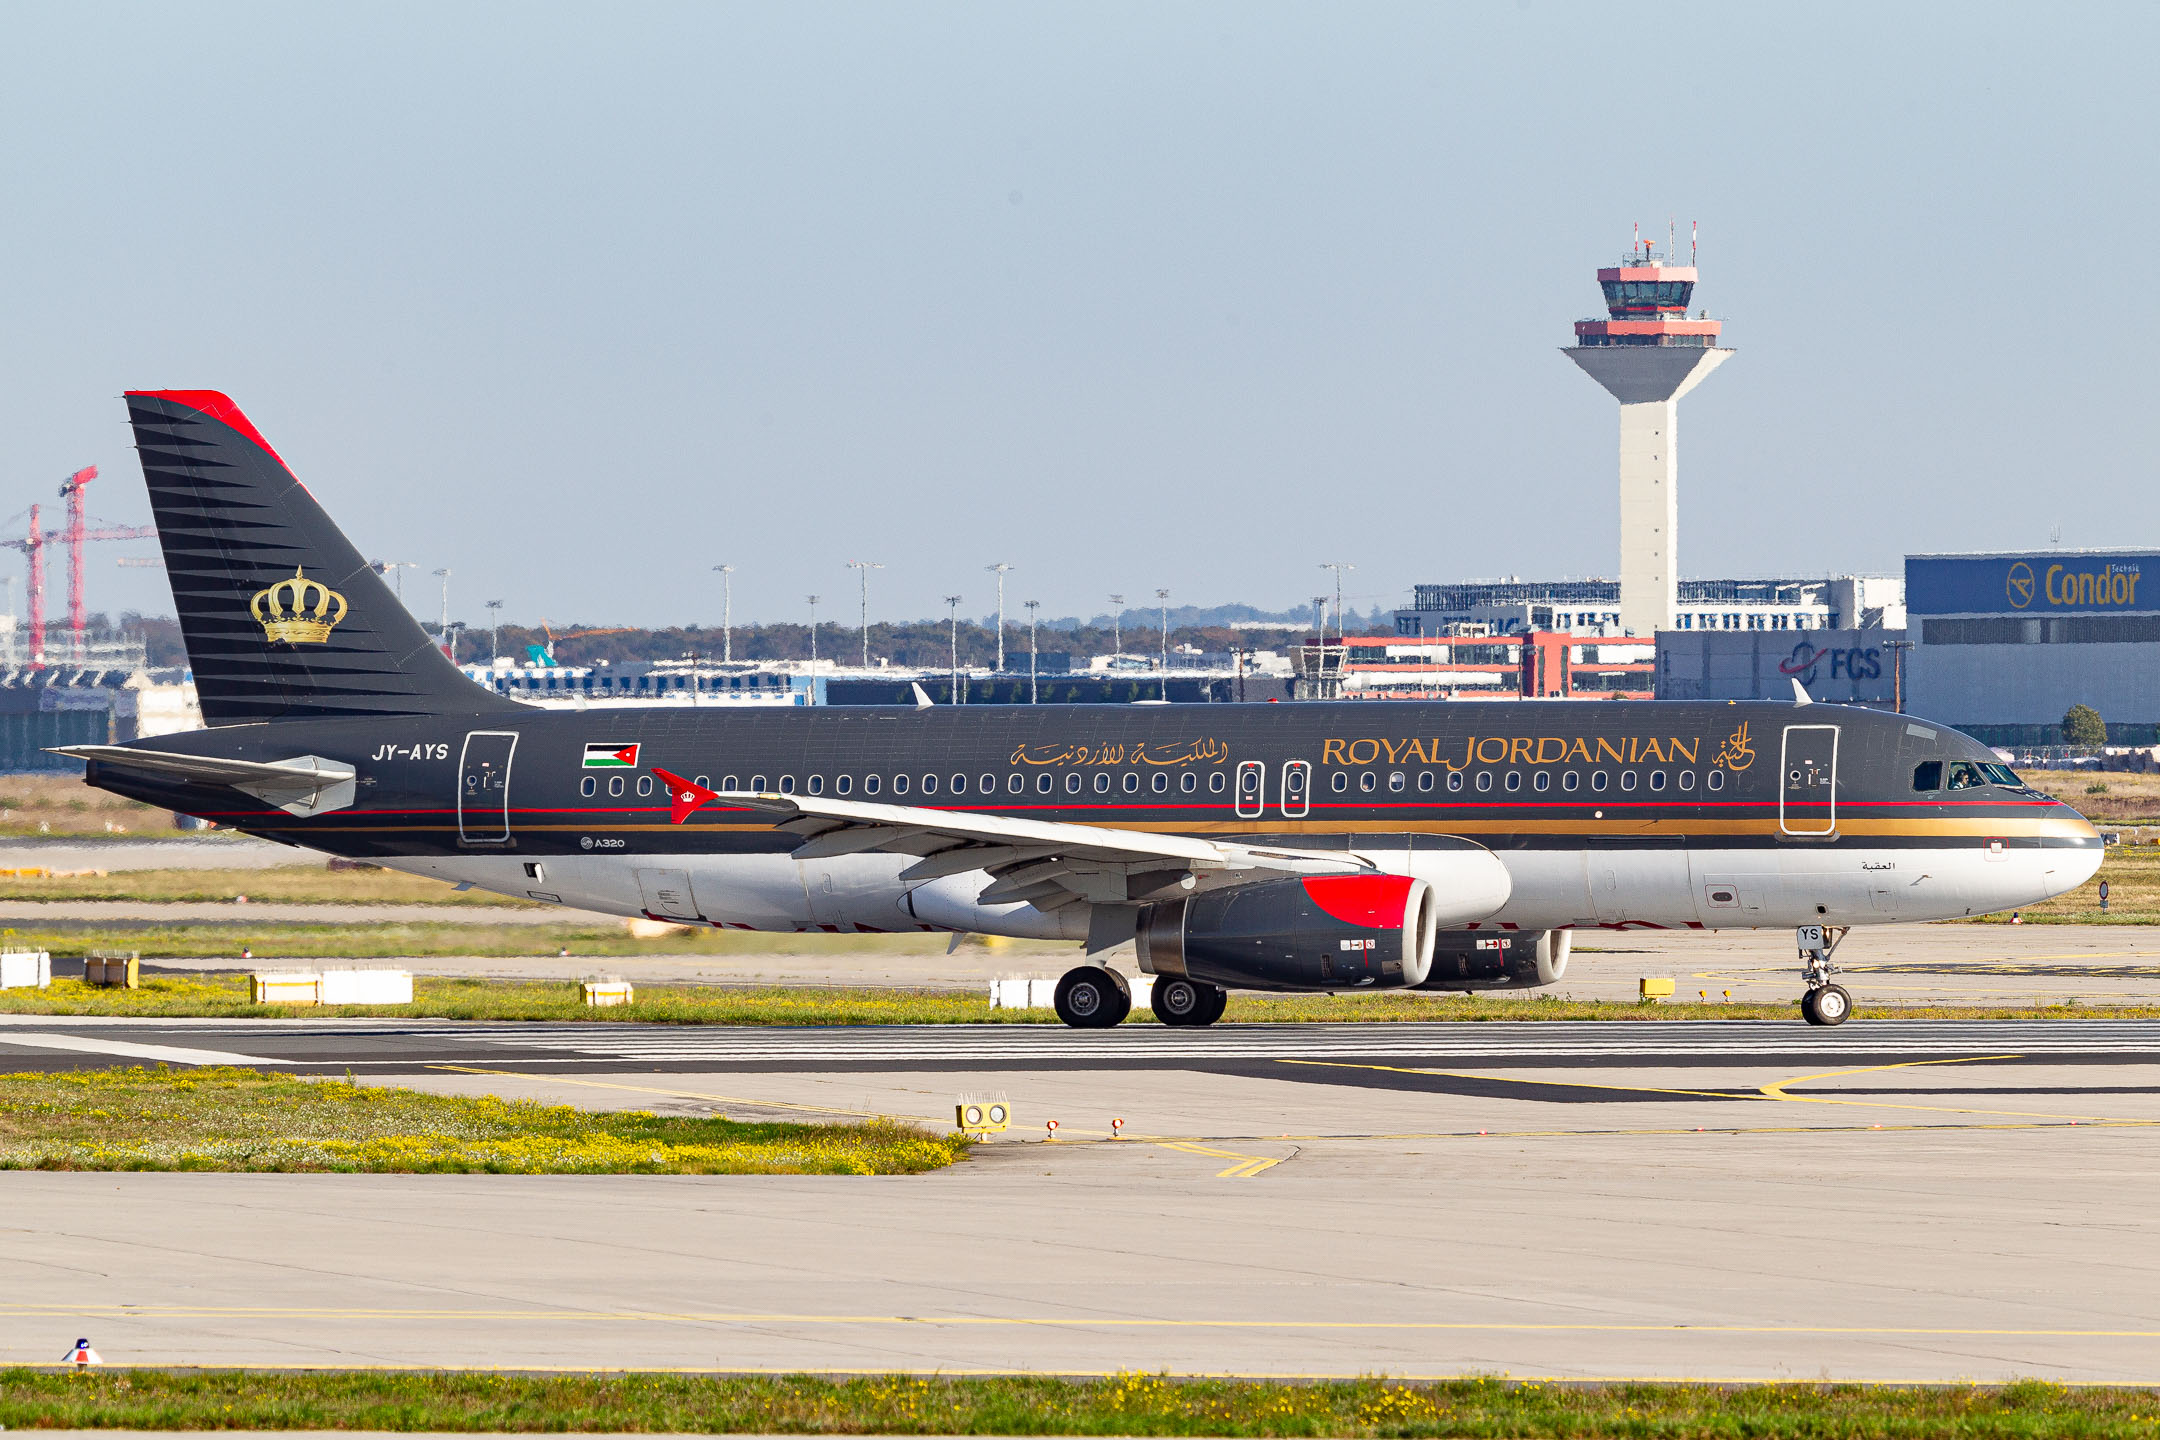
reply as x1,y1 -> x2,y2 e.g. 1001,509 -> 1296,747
59,391 -> 2103,1029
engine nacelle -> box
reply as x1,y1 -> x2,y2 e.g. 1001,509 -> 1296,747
1414,929 -> 1571,991
1136,874 -> 1438,991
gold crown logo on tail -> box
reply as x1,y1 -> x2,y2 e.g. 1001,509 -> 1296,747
250,566 -> 348,644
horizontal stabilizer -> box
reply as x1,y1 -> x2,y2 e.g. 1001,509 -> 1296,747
51,745 -> 357,818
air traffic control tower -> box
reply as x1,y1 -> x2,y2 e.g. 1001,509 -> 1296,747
1565,235 -> 1732,636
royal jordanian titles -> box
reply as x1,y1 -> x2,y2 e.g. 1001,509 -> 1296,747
64,392 -> 2103,1029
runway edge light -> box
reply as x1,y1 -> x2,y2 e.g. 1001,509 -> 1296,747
65,1338 -> 101,1369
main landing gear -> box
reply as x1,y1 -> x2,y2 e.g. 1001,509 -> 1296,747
1053,965 -> 1131,1029
1796,923 -> 1853,1027
1149,975 -> 1228,1028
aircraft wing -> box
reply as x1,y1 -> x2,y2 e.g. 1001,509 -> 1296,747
655,770 -> 1369,913
50,745 -> 358,818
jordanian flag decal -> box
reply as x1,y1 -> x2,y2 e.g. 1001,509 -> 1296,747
582,742 -> 640,769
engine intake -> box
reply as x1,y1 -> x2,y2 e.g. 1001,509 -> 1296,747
1137,874 -> 1437,991
1414,929 -> 1571,991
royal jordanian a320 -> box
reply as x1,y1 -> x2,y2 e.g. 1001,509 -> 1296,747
61,392 -> 2103,1028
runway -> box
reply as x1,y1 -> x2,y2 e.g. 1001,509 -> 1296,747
4,1011 -> 2160,1381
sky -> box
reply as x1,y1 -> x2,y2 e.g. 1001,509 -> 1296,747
1,2 -> 2153,630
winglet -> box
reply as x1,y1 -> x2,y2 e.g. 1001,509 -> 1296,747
1790,678 -> 1813,706
651,767 -> 721,825
911,682 -> 935,709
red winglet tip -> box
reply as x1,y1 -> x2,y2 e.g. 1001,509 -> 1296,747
651,767 -> 720,826
126,390 -> 292,472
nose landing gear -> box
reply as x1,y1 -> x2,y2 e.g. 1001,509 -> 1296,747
1796,924 -> 1852,1026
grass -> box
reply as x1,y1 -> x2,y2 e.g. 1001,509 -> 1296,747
0,1371 -> 2155,1435
0,862 -> 537,905
3,972 -> 2157,1022
0,1066 -> 965,1174
2023,768 -> 2160,825
0,774 -> 167,837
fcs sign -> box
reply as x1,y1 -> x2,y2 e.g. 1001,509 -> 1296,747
1778,639 -> 1882,687
1909,553 -> 2159,617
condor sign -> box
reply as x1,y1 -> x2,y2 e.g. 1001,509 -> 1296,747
1907,551 -> 2160,617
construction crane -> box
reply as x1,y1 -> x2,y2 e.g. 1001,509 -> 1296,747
2,467 -> 157,668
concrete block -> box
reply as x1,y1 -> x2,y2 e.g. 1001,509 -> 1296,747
583,980 -> 633,1007
0,949 -> 51,989
250,972 -> 322,1005
319,969 -> 413,1005
83,952 -> 140,989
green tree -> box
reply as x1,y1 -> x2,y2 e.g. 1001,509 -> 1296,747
2061,703 -> 2107,747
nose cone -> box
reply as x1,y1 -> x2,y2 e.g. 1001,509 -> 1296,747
2041,800 -> 2105,898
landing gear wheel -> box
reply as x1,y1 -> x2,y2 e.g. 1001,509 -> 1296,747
1809,984 -> 1852,1027
1192,984 -> 1228,1027
1151,976 -> 1205,1026
1799,989 -> 1820,1024
1055,966 -> 1131,1029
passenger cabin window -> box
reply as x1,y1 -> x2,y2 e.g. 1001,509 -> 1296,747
980,774 -> 996,794
1946,761 -> 1985,791
608,775 -> 625,797
1209,772 -> 1226,794
864,775 -> 881,795
807,775 -> 824,795
1418,772 -> 1434,793
637,775 -> 654,797
1152,772 -> 1169,793
580,776 -> 596,797
1359,772 -> 1377,793
1331,773 -> 1348,793
1093,773 -> 1111,794
836,775 -> 853,795
1181,772 -> 1197,793
1123,772 -> 1139,793
1447,771 -> 1464,793
921,774 -> 938,795
893,774 -> 910,795
1010,774 -> 1026,794
1562,772 -> 1579,792
694,775 -> 709,789
1707,770 -> 1725,791
1388,771 -> 1406,792
1066,773 -> 1082,794
1037,773 -> 1053,794
1678,771 -> 1696,791
1619,771 -> 1637,791
722,775 -> 740,790
951,773 -> 967,795
1533,771 -> 1550,792
779,775 -> 797,794
1591,772 -> 1608,792
750,774 -> 767,791
1476,772 -> 1493,792
1912,760 -> 1943,792
1504,772 -> 1522,792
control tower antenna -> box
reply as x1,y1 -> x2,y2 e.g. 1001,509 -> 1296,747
1563,227 -> 1734,637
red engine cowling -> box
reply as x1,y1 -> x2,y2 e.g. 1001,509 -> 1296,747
1136,874 -> 1438,991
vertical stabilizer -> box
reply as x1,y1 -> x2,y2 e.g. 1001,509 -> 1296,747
124,391 -> 514,725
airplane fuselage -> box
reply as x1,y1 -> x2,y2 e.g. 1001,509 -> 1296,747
85,697 -> 2101,941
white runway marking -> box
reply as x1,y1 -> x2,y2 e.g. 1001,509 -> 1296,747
0,1032 -> 281,1066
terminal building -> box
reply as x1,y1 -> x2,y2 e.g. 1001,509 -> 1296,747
1906,550 -> 2160,745
1394,576 -> 1903,639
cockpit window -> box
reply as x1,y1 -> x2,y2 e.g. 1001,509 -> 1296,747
1912,760 -> 1942,792
1983,762 -> 2023,787
1946,761 -> 1986,790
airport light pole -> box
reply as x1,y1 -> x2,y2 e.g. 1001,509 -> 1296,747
986,562 -> 1013,672
714,564 -> 736,664
1156,588 -> 1171,701
944,594 -> 963,705
1110,594 -> 1124,662
848,560 -> 882,668
1319,562 -> 1354,643
484,599 -> 503,663
1024,599 -> 1040,704
806,595 -> 820,669
373,560 -> 418,606
432,568 -> 451,648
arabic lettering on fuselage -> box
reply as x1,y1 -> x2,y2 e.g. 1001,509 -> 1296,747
1320,728 -> 1752,772
1009,738 -> 1230,768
